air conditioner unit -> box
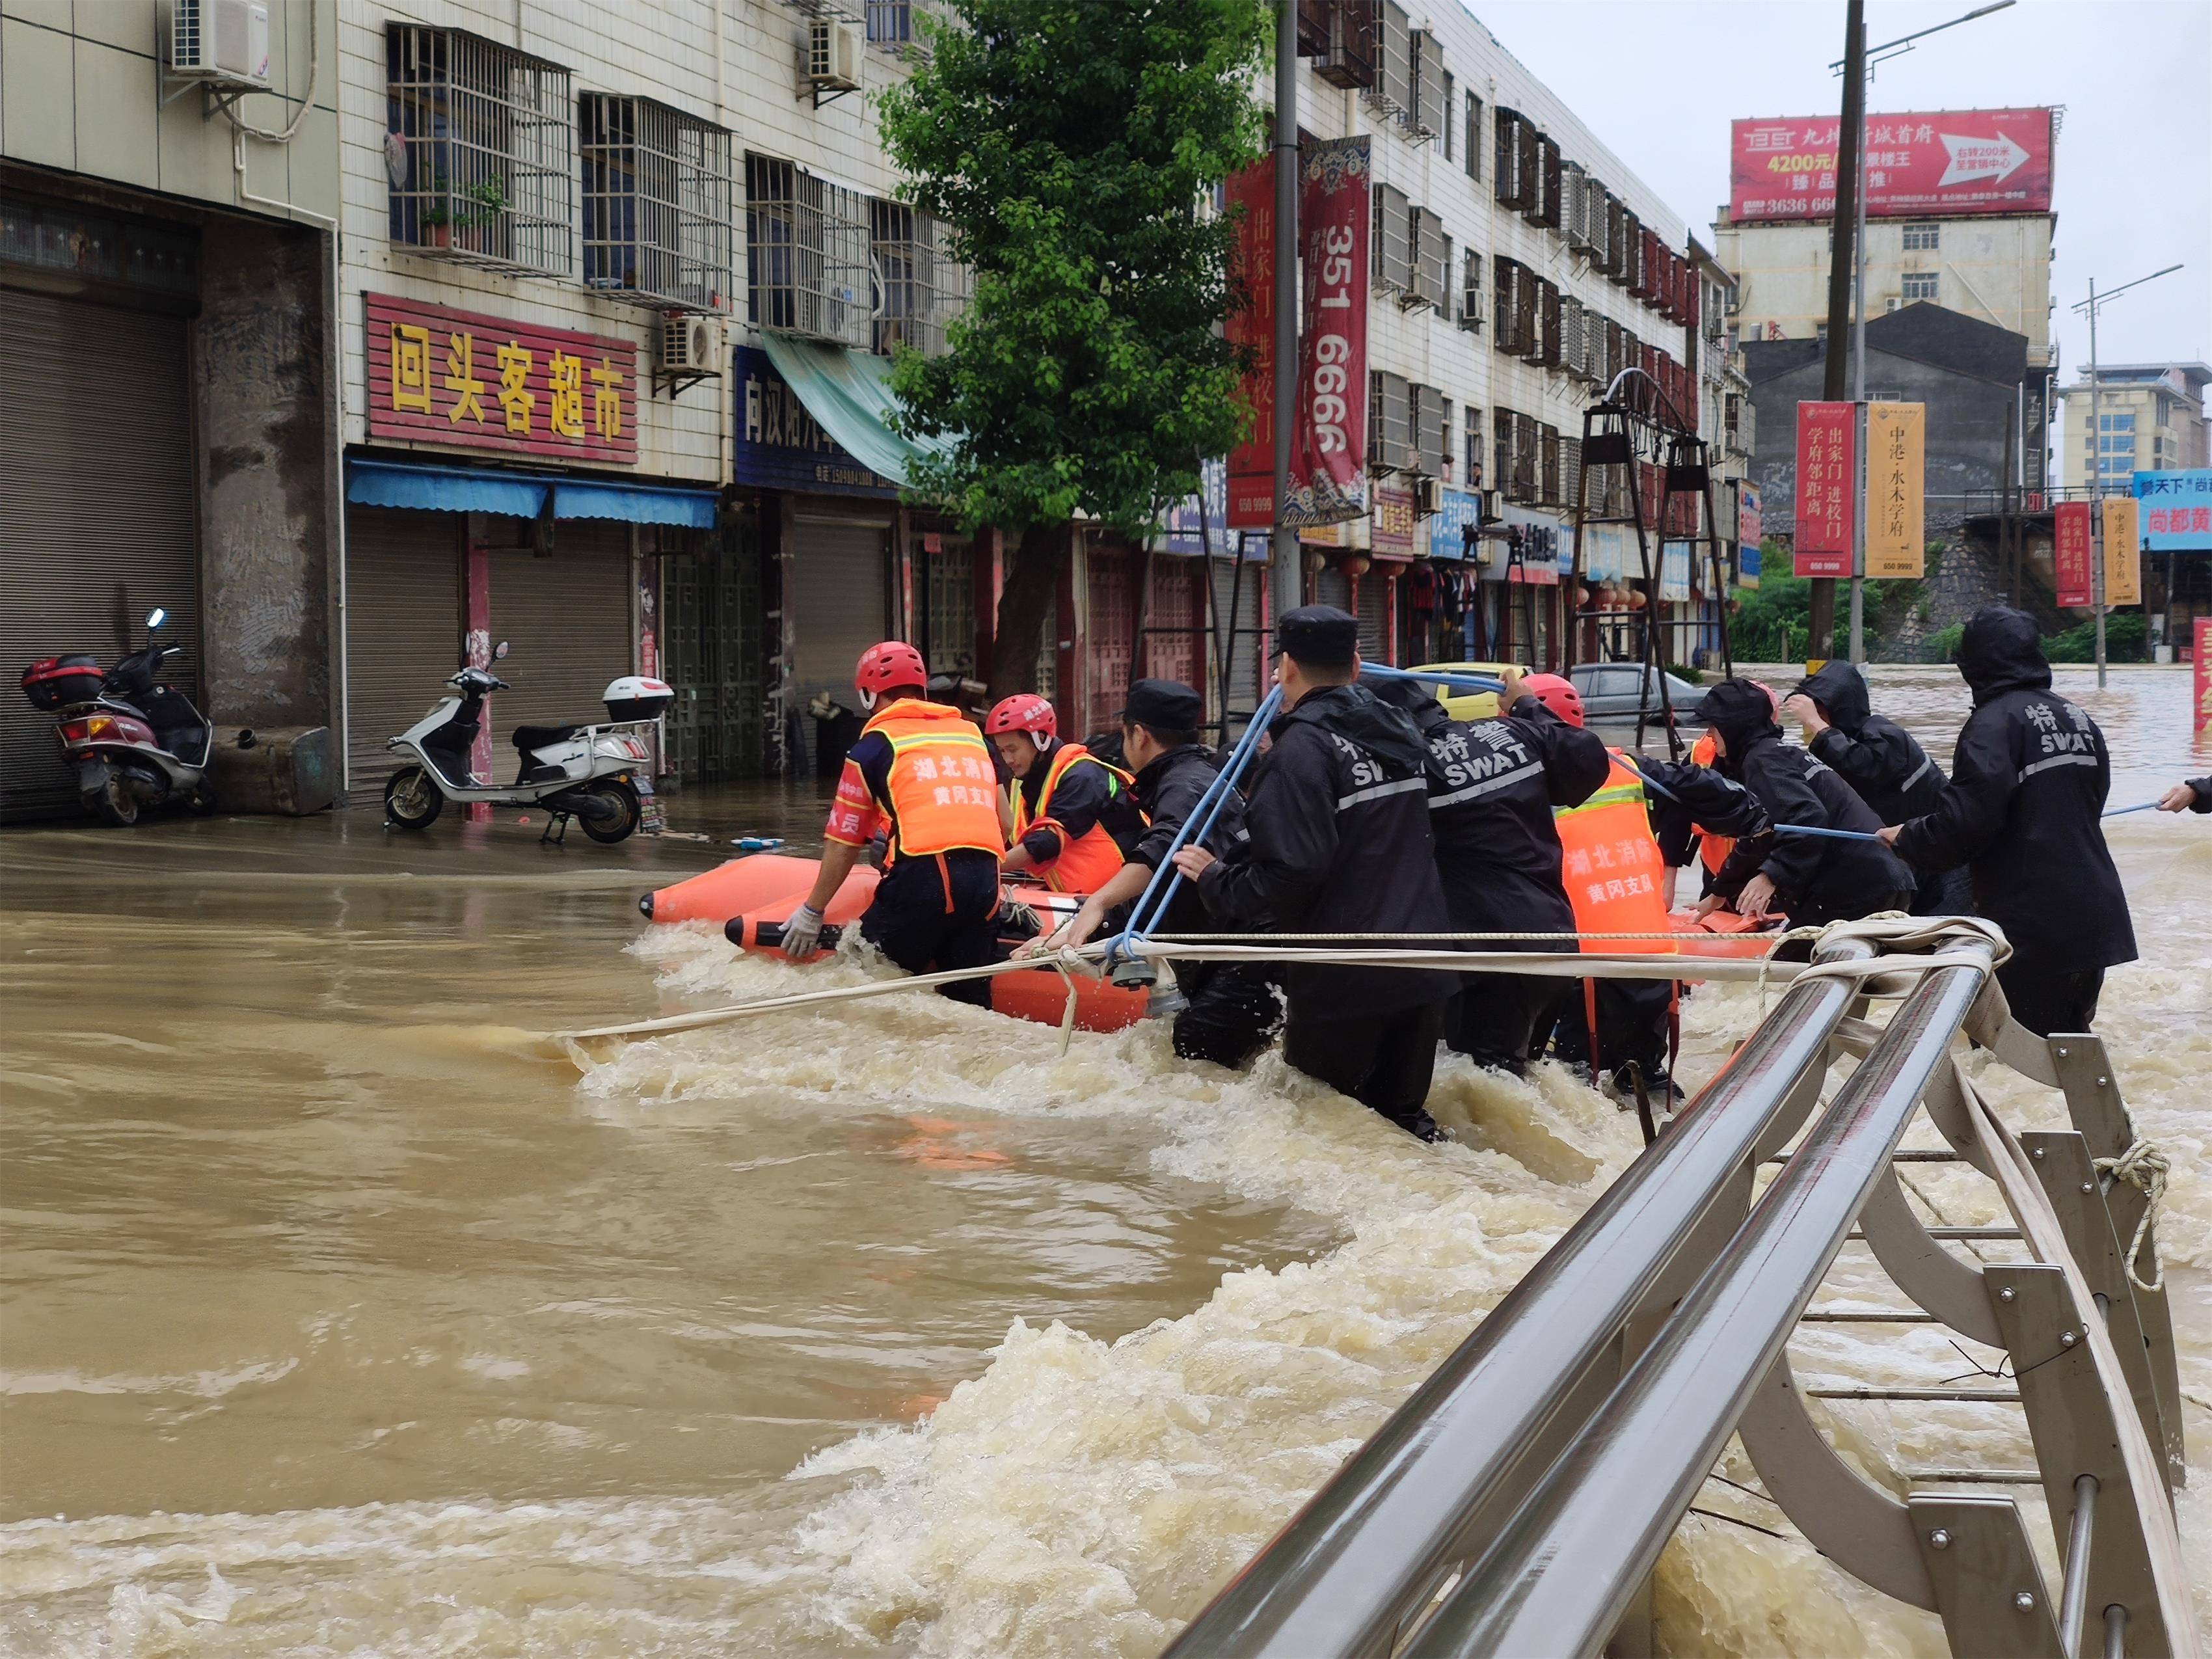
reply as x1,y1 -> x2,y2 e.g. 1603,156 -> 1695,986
660,315 -> 724,377
1885,297 -> 1902,312
805,18 -> 863,92
1459,294 -> 1483,334
169,0 -> 271,88
1413,476 -> 1444,517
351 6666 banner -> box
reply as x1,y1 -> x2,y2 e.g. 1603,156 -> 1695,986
1288,137 -> 1371,528
1730,109 -> 2052,223
1224,157 -> 1276,530
1793,401 -> 1856,578
2053,501 -> 2094,608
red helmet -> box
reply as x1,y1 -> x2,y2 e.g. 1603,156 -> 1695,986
855,641 -> 927,705
1522,672 -> 1584,727
984,693 -> 1057,740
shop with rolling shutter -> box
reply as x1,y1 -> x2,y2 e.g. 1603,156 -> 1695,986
342,507 -> 463,794
1353,565 -> 1395,665
786,511 -> 893,774
1207,552 -> 1269,739
483,520 -> 635,761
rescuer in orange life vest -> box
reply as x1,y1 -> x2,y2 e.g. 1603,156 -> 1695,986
782,641 -> 1006,1005
1523,673 -> 1769,1105
985,693 -> 1147,894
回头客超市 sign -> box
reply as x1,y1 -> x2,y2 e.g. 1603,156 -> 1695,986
368,293 -> 637,465
1729,109 -> 2052,223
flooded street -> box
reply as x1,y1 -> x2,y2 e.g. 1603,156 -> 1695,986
3,666 -> 2207,1656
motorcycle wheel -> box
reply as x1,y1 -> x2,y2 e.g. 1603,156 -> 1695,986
88,774 -> 139,828
576,779 -> 640,844
384,766 -> 444,830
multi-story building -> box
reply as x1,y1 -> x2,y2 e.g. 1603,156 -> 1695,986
1,0 -> 340,821
2058,362 -> 2211,491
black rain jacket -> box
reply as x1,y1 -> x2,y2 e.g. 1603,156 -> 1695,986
1198,683 -> 1455,1019
1793,660 -> 1948,825
1892,607 -> 2137,975
1634,756 -> 1772,869
1699,679 -> 1915,919
1126,742 -> 1245,937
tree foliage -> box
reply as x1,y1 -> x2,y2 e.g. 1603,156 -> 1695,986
878,0 -> 1272,693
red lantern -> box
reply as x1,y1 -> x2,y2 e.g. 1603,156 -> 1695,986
1341,552 -> 1372,578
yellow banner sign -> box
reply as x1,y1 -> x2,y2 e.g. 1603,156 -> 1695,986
2101,496 -> 2141,607
1866,401 -> 1925,578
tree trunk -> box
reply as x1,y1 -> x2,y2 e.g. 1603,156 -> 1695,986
986,521 -> 1065,699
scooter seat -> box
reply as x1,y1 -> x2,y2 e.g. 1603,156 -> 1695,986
512,723 -> 584,750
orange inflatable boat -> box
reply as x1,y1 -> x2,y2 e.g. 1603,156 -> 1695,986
638,854 -> 1151,1033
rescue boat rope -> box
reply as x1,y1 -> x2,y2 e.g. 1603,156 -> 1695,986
2094,1138 -> 2170,1293
1613,752 -> 1885,844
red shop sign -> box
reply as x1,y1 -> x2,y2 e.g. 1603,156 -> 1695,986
2053,500 -> 2094,609
366,292 -> 639,466
1224,155 -> 1277,530
1793,400 -> 1857,578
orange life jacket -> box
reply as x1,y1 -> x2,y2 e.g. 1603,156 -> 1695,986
862,699 -> 1005,863
1555,753 -> 1677,955
1690,729 -> 1733,876
1012,741 -> 1142,893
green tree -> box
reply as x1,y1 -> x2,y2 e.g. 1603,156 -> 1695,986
879,0 -> 1272,695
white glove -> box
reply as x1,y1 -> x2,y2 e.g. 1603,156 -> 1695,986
781,903 -> 826,961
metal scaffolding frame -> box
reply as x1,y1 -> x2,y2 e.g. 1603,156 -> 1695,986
578,93 -> 735,314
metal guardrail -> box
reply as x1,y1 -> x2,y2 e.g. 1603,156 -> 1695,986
1164,922 -> 2193,1659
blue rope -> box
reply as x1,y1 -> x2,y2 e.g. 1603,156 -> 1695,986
2102,802 -> 2158,818
1612,751 -> 1883,843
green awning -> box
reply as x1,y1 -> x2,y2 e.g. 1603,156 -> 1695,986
758,333 -> 957,490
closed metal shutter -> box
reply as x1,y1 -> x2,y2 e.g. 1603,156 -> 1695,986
343,507 -> 461,796
1355,569 -> 1391,664
1207,554 -> 1265,738
1146,559 -> 1201,690
486,522 -> 633,766
1315,567 -> 1351,613
787,516 -> 890,770
1,291 -> 197,821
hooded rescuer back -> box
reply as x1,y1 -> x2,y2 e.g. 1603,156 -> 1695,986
1792,660 -> 1946,824
1893,608 -> 2135,975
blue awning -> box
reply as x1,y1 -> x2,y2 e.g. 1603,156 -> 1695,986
347,459 -> 717,528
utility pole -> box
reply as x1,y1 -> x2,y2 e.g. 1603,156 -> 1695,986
1847,72 -> 1870,667
1270,0 -> 1302,634
1811,0 -> 1865,662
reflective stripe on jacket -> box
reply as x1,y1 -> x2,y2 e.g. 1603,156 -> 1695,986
863,700 -> 1005,863
1012,741 -> 1142,893
1555,753 -> 1676,955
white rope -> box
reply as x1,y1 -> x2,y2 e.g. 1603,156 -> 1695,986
2094,1138 -> 2170,1293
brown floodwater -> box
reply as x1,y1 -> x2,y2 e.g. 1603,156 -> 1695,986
2,665 -> 2207,1655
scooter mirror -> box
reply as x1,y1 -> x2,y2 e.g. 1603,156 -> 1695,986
493,640 -> 510,661
146,608 -> 167,630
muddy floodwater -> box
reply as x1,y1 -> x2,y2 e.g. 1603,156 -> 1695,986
3,665 -> 2208,1655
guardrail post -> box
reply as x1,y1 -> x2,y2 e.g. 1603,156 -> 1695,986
1908,1492 -> 2064,1659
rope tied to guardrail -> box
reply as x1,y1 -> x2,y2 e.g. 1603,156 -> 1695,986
2094,1137 -> 2170,1293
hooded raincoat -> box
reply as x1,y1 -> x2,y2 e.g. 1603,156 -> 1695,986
1792,660 -> 1947,824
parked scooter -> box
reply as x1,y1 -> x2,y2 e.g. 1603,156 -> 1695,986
20,608 -> 214,826
382,641 -> 670,844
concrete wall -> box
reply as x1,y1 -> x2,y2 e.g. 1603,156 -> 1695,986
1715,212 -> 2053,366
198,216 -> 336,728
0,0 -> 340,230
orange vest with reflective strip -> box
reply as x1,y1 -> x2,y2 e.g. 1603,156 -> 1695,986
1012,742 -> 1142,894
1554,753 -> 1676,955
862,700 -> 1005,863
1690,730 -> 1733,875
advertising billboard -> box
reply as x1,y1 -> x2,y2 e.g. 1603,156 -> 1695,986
2053,501 -> 2095,609
2135,469 -> 2212,551
1866,402 -> 1926,578
2101,496 -> 2141,607
1224,157 -> 1276,529
1729,109 -> 2053,224
1793,401 -> 1857,577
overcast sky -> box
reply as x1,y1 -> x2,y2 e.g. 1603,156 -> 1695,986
1467,0 -> 2211,387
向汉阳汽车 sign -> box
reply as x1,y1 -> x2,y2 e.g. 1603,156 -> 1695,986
367,293 -> 638,465
1730,109 -> 2052,223
1792,401 -> 1856,577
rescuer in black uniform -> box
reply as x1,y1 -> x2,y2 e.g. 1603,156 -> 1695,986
1880,606 -> 2138,1036
1693,677 -> 1915,931
1171,608 -> 1457,1141
1023,679 -> 1280,1067
1783,660 -> 1969,914
1361,666 -> 1610,1076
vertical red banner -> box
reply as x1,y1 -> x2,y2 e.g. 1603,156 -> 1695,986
1224,157 -> 1276,530
1793,400 -> 1857,577
2193,617 -> 2211,736
1288,136 -> 1371,528
2053,501 -> 2094,608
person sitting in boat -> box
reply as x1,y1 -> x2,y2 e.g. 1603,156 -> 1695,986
1018,678 -> 1280,1068
781,641 -> 1006,1006
986,692 -> 1146,894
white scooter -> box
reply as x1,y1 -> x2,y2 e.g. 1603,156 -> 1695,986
382,641 -> 671,844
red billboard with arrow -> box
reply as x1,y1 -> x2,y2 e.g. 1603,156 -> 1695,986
1730,108 -> 2053,223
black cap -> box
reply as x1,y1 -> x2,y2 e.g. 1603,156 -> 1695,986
1118,677 -> 1204,731
1276,604 -> 1358,668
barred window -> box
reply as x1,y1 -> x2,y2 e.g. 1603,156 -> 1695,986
1371,183 -> 1412,293
1369,370 -> 1412,473
1440,71 -> 1454,159
1464,411 -> 1483,487
385,24 -> 572,276
1375,1 -> 1412,116
870,200 -> 965,356
746,154 -> 870,348
579,94 -> 734,312
1464,90 -> 1482,182
1403,29 -> 1440,137
1409,207 -> 1446,310
1460,246 -> 1483,331
1309,0 -> 1377,91
1411,383 -> 1448,476
1539,424 -> 1560,505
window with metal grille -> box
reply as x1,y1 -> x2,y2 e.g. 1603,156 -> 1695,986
1411,383 -> 1447,476
578,94 -> 733,312
1460,246 -> 1483,332
1440,71 -> 1453,159
1493,106 -> 1520,205
1902,222 -> 1939,250
1493,406 -> 1515,498
1513,411 -> 1539,501
1464,90 -> 1481,181
1532,133 -> 1562,228
1464,411 -> 1483,486
1561,161 -> 1587,247
1539,425 -> 1560,505
1309,0 -> 1376,89
746,154 -> 871,347
870,200 -> 964,355
1539,279 -> 1561,369
1492,255 -> 1516,351
1403,29 -> 1440,137
385,24 -> 572,275
1371,183 -> 1411,293
1371,1 -> 1410,115
1561,435 -> 1582,512
1560,294 -> 1584,379
1408,207 -> 1445,310
1900,271 -> 1939,302
1369,370 -> 1412,472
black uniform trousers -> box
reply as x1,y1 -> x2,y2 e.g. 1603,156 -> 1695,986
858,849 -> 1003,1006
1548,977 -> 1673,1088
1172,960 -> 1282,1069
1283,1002 -> 1446,1133
1997,962 -> 2105,1038
1448,973 -> 1561,1075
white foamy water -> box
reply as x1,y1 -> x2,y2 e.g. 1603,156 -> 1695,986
3,666 -> 2207,1655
